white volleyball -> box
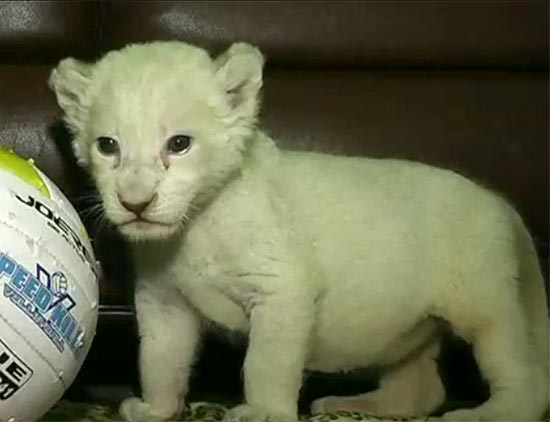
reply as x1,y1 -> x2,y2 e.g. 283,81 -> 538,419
0,148 -> 99,421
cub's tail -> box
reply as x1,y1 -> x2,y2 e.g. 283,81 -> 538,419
515,215 -> 549,403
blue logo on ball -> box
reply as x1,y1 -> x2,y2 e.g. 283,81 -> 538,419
0,250 -> 85,355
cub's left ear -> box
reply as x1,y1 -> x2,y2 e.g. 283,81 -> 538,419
48,58 -> 93,134
214,43 -> 264,124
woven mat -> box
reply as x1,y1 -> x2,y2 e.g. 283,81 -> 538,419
41,400 -> 550,422
41,401 -> 431,422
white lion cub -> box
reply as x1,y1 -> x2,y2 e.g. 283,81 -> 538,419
49,41 -> 549,421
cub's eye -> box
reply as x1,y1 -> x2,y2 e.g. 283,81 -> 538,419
96,137 -> 120,156
166,135 -> 192,155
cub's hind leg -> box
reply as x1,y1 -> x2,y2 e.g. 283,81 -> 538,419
311,338 -> 445,417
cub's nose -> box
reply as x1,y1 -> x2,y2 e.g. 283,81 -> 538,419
118,193 -> 157,216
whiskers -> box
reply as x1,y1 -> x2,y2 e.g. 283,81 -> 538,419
187,202 -> 201,214
72,192 -> 113,235
180,203 -> 200,226
148,195 -> 201,232
176,211 -> 192,232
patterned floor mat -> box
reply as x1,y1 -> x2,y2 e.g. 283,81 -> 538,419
41,400 -> 550,421
41,401 -> 433,421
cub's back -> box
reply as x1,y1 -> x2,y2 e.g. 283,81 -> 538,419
273,148 -> 517,288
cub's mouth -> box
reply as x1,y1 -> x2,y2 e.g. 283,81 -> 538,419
117,218 -> 180,241
120,218 -> 173,227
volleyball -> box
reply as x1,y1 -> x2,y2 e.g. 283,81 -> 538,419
0,148 -> 99,421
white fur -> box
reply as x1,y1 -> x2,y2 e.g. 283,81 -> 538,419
50,41 -> 549,421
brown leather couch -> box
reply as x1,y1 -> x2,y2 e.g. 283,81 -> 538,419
0,0 -> 548,410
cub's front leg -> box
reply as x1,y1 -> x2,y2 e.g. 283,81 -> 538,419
225,289 -> 314,422
120,278 -> 201,422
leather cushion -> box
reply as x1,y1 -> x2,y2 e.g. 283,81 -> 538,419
0,65 -> 70,187
101,0 -> 549,69
0,1 -> 98,63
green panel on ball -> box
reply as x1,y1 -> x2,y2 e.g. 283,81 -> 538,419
0,148 -> 51,198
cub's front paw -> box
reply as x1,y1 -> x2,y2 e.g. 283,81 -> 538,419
119,397 -> 181,422
223,404 -> 297,422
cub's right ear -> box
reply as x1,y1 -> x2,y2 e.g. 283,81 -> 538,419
48,58 -> 93,134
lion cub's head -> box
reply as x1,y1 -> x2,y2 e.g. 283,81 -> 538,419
49,41 -> 264,241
